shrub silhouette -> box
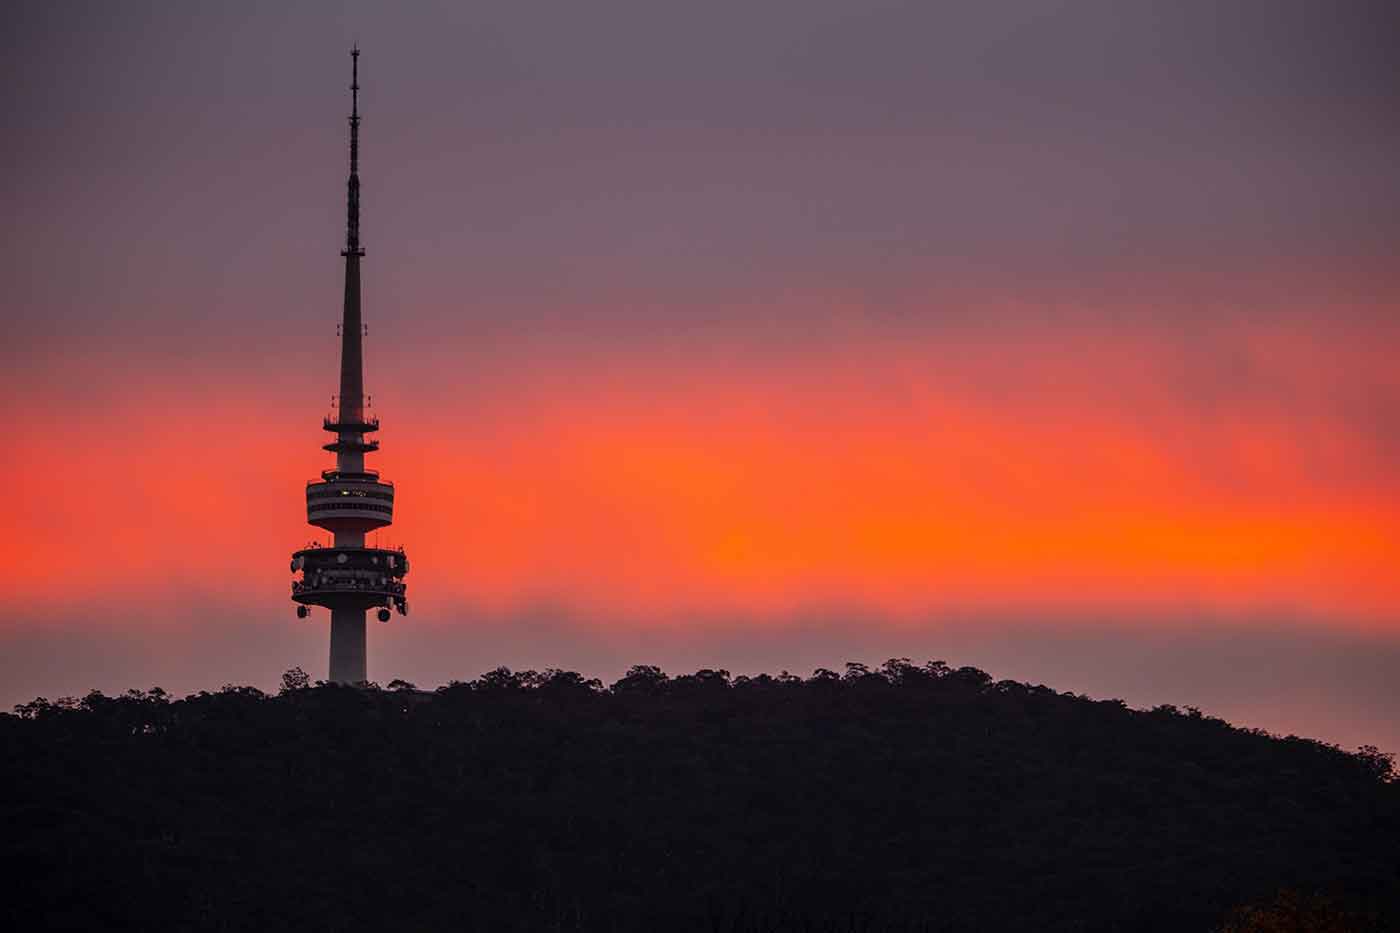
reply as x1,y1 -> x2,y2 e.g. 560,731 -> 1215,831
1218,888 -> 1384,933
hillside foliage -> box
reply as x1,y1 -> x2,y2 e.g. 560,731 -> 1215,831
3,659 -> 1396,931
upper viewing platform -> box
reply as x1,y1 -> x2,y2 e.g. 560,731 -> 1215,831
322,436 -> 380,454
324,414 -> 379,434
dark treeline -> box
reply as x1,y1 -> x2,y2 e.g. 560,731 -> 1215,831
2,660 -> 1396,931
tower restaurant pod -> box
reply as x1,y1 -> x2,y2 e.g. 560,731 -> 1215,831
289,47 -> 410,685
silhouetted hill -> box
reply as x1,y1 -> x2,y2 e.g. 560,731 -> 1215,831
3,660 -> 1396,931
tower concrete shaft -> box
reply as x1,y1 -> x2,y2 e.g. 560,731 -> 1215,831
289,47 -> 410,685
330,606 -> 367,684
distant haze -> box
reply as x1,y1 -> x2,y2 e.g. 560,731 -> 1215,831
5,2 -> 1398,750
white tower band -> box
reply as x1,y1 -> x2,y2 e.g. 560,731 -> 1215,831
290,47 -> 409,684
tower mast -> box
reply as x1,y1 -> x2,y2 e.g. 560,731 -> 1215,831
340,45 -> 365,432
289,48 -> 410,684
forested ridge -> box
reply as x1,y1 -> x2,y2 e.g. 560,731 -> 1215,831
3,659 -> 1396,931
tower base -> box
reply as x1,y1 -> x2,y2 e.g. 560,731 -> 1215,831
329,606 -> 367,684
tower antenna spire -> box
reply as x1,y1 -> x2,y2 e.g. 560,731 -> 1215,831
345,45 -> 363,257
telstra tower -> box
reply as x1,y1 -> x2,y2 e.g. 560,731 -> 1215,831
290,47 -> 409,684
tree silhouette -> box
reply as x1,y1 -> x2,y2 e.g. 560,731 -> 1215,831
280,666 -> 311,693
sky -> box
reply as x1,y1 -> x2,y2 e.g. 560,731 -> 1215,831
5,1 -> 1398,750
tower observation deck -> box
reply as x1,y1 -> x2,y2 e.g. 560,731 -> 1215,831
290,47 -> 409,684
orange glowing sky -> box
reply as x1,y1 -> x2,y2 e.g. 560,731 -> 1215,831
11,311 -> 1398,630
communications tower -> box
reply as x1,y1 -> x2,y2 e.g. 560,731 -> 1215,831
290,47 -> 409,684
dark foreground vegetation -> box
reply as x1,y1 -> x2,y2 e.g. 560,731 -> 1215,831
3,660 -> 1397,932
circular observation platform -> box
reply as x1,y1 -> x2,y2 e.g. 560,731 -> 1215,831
290,545 -> 409,616
306,477 -> 395,532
